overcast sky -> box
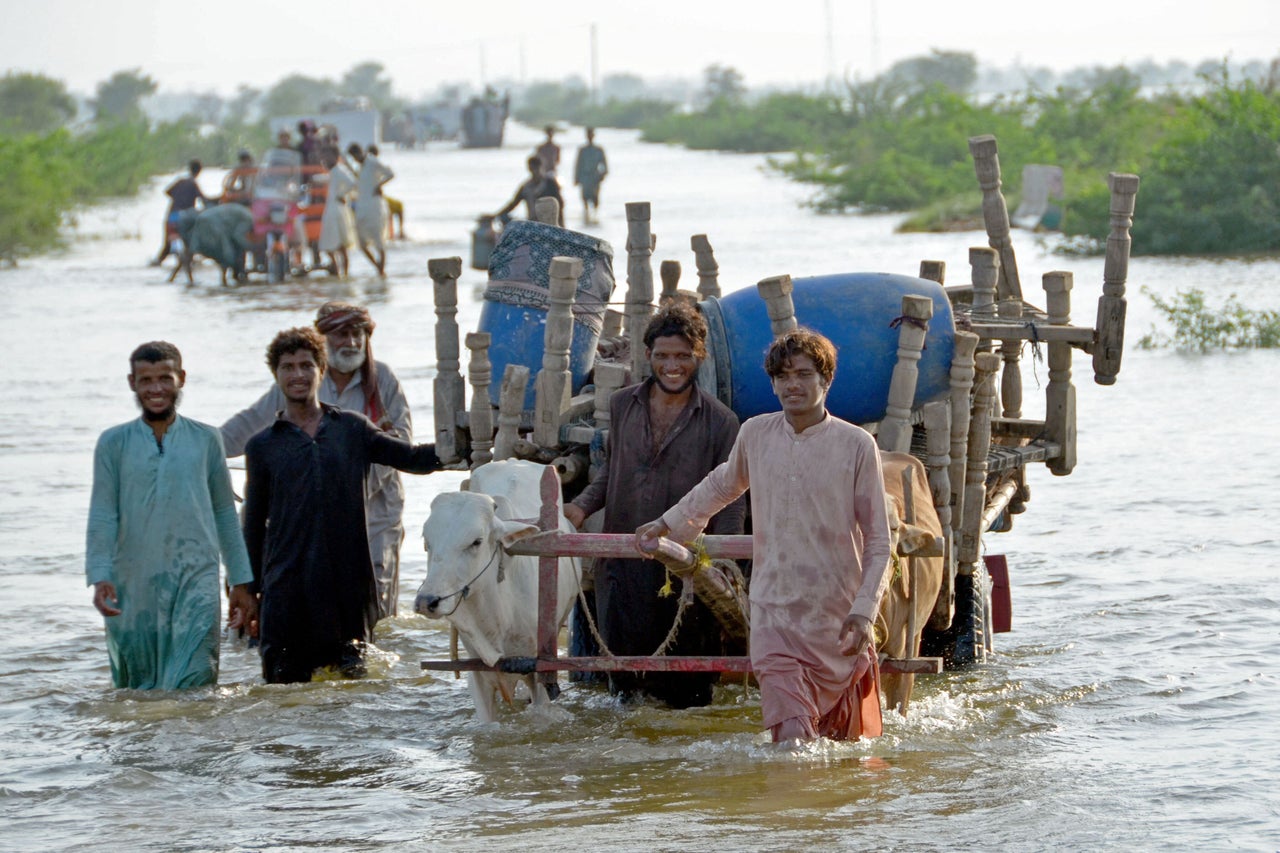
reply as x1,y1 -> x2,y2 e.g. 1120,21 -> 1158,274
5,0 -> 1276,96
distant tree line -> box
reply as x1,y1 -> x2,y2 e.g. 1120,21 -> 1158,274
2,50 -> 1277,262
635,54 -> 1280,256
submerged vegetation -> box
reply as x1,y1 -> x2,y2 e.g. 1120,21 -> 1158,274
0,71 -> 267,264
1138,287 -> 1280,351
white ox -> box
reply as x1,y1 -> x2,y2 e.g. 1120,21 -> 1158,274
415,459 -> 582,722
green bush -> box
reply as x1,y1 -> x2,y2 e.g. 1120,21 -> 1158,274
1137,286 -> 1280,350
0,118 -> 271,264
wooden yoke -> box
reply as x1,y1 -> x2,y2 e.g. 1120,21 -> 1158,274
625,202 -> 655,380
429,257 -> 466,464
1044,271 -> 1077,475
533,196 -> 561,226
690,234 -> 722,299
878,294 -> 933,453
465,333 -> 494,467
968,134 -> 1023,301
533,257 -> 580,448
492,364 -> 530,461
1093,173 -> 1140,386
757,275 -> 797,337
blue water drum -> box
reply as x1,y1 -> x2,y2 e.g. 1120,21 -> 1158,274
700,272 -> 956,424
479,220 -> 615,409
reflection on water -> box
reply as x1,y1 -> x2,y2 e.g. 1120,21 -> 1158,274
3,126 -> 1280,850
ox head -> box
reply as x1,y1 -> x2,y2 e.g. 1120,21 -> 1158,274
414,490 -> 540,619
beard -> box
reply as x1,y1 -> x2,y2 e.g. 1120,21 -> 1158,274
653,372 -> 695,396
329,345 -> 367,374
135,389 -> 181,422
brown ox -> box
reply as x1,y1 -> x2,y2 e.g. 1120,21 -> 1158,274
876,451 -> 945,716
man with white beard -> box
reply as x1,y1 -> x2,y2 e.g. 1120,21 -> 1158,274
221,302 -> 413,619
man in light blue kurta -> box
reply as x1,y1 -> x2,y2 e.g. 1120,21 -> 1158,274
86,342 -> 256,690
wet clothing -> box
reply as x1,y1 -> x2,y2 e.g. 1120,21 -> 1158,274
501,176 -> 564,226
220,361 -> 412,619
570,379 -> 744,706
353,154 -> 394,250
242,405 -> 441,683
158,175 -> 205,261
536,140 -> 561,175
661,411 -> 892,737
573,143 -> 608,205
85,416 -> 252,689
318,162 -> 357,252
166,176 -> 205,212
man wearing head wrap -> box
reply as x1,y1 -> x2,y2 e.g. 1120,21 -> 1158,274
220,301 -> 413,619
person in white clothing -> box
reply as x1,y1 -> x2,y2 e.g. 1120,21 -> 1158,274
317,145 -> 357,278
347,143 -> 394,277
220,302 -> 412,619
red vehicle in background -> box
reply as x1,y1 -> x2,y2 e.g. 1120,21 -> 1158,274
250,148 -> 302,282
249,149 -> 329,281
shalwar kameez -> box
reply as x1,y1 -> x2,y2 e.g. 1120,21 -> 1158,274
85,417 -> 252,689
661,411 -> 892,739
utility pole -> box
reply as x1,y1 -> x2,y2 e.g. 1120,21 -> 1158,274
590,23 -> 600,105
824,0 -> 836,91
869,0 -> 881,78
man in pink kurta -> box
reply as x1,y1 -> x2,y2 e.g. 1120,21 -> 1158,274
638,329 -> 892,741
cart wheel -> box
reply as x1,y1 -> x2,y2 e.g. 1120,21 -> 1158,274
920,564 -> 992,668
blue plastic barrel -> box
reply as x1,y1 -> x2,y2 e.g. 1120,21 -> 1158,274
700,272 -> 956,424
479,220 -> 615,409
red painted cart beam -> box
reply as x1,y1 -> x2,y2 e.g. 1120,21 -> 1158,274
420,656 -> 943,675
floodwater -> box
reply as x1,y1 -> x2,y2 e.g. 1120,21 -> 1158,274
3,125 -> 1279,852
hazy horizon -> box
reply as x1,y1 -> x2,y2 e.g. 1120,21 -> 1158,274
4,0 -> 1275,99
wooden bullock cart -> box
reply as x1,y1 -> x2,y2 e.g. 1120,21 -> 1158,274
419,134 -> 1140,697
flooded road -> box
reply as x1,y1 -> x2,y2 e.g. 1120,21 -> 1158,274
3,125 -> 1278,851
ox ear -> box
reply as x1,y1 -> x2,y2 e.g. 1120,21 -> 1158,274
491,494 -> 515,521
495,518 -> 541,549
897,523 -> 945,557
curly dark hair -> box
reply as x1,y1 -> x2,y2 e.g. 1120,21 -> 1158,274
764,328 -> 837,386
129,341 -> 183,373
641,302 -> 708,359
266,327 -> 327,375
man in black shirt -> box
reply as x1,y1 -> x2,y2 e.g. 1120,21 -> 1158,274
152,159 -> 206,267
242,326 -> 442,683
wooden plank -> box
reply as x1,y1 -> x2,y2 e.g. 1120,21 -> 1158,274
968,322 -> 1094,344
991,417 -> 1048,439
